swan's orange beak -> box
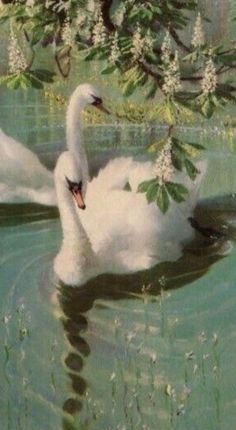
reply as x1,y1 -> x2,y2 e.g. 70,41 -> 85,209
95,103 -> 110,115
72,189 -> 86,210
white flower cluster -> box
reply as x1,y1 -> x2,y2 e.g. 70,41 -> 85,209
131,26 -> 153,61
92,12 -> 107,45
192,12 -> 205,48
46,0 -> 71,13
154,138 -> 174,183
61,18 -> 74,46
162,51 -> 182,95
8,30 -> 27,74
161,30 -> 172,65
201,58 -> 217,93
26,0 -> 35,7
109,32 -> 120,65
131,25 -> 144,60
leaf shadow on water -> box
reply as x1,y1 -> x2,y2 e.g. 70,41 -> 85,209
53,195 -> 236,429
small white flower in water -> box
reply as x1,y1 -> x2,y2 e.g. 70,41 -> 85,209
203,353 -> 209,360
126,330 -> 136,344
192,13 -> 205,48
114,317 -> 121,327
109,32 -> 120,65
201,58 -> 217,94
185,351 -> 195,360
176,403 -> 186,416
212,333 -> 219,346
110,372 -> 116,382
62,18 -> 74,46
182,384 -> 191,399
162,50 -> 182,95
193,364 -> 199,374
150,352 -> 157,364
155,138 -> 174,183
159,275 -> 167,287
165,384 -> 176,399
161,30 -> 172,65
3,314 -> 11,324
23,377 -> 29,388
92,12 -> 107,45
141,284 -> 152,293
198,331 -> 207,343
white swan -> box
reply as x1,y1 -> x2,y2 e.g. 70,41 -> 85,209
0,128 -> 56,205
53,85 -> 206,286
54,150 -> 205,286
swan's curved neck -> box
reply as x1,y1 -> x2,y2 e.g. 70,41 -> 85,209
56,184 -> 93,255
66,94 -> 89,181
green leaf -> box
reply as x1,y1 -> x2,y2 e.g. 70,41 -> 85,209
184,159 -> 199,180
31,26 -> 45,46
146,182 -> 160,203
7,75 -> 22,90
122,80 -> 137,97
201,98 -> 214,118
31,69 -> 55,83
156,185 -> 170,214
183,141 -> 205,151
26,74 -> 44,89
165,182 -> 188,203
138,179 -> 157,193
171,150 -> 184,171
101,65 -> 116,75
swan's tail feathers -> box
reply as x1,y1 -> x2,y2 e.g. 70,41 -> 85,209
93,157 -> 137,191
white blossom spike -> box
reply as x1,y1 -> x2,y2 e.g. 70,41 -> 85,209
192,13 -> 205,48
201,58 -> 217,94
162,50 -> 182,96
62,18 -> 74,46
8,30 -> 27,74
131,25 -> 144,61
154,138 -> 174,183
161,30 -> 172,65
92,12 -> 107,46
109,32 -> 120,65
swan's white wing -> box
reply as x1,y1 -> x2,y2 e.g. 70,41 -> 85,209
0,128 -> 56,205
92,157 -> 138,191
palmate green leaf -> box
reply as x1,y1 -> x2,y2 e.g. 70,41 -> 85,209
184,159 -> 199,180
156,185 -> 170,214
165,182 -> 188,203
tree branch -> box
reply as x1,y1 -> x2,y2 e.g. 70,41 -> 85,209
169,27 -> 191,53
100,0 -> 115,32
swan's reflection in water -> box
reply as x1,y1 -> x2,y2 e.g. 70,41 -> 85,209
56,196 -> 236,428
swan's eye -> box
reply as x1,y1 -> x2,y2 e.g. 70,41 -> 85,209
65,177 -> 82,193
91,95 -> 102,106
